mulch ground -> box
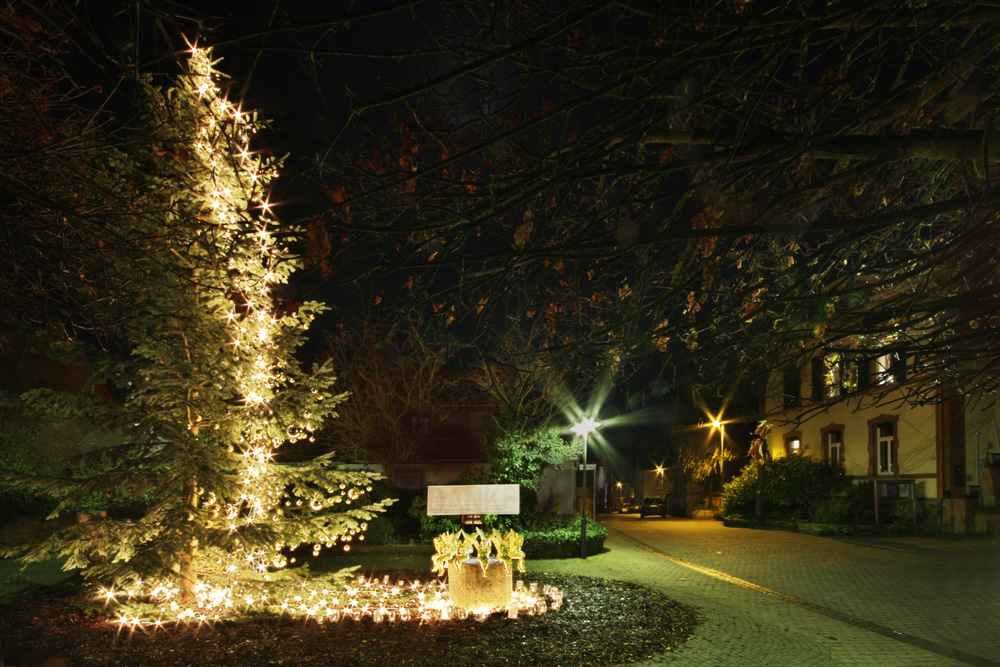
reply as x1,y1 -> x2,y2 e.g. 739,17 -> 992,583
0,571 -> 700,667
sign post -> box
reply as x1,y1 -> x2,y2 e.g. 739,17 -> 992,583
426,484 -> 520,530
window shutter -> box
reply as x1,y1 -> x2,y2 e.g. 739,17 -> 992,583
891,352 -> 907,383
857,355 -> 870,391
811,357 -> 823,402
783,367 -> 801,408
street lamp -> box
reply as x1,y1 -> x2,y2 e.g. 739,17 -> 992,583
571,417 -> 602,559
710,418 -> 725,487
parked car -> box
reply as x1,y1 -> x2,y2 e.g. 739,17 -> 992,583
619,499 -> 637,513
639,497 -> 667,518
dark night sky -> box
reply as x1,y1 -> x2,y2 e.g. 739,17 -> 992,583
39,2 -> 760,470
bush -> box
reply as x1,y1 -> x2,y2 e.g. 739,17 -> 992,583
721,456 -> 850,520
719,462 -> 759,517
396,486 -> 605,558
885,499 -> 928,526
518,514 -> 607,558
362,514 -> 397,545
766,455 -> 850,518
811,502 -> 849,524
368,482 -> 420,542
838,481 -> 876,523
403,484 -> 546,543
0,487 -> 59,528
407,496 -> 460,542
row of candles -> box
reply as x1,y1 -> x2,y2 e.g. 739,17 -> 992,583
105,574 -> 563,628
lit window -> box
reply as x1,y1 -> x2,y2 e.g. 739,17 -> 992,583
875,353 -> 894,385
826,358 -> 841,399
786,437 -> 801,455
876,422 -> 894,473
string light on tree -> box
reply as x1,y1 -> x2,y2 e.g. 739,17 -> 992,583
3,42 -> 390,625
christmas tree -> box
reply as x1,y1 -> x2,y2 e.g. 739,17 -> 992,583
1,46 -> 391,620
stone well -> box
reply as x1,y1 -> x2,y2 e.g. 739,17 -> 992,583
447,557 -> 513,613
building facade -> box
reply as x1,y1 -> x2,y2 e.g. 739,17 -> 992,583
764,351 -> 973,526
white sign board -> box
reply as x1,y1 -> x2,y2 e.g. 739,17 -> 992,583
426,484 -> 520,516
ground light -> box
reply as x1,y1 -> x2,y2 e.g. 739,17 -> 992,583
98,573 -> 563,628
571,417 -> 602,559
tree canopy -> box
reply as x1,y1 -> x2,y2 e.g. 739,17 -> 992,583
4,0 -> 999,438
305,0 -> 1000,411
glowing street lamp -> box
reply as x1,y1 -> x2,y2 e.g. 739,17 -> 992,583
571,417 -> 602,559
709,418 -> 726,487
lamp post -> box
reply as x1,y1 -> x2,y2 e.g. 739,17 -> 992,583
711,419 -> 726,488
572,417 -> 601,559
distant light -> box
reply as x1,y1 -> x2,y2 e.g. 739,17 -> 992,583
711,419 -> 721,429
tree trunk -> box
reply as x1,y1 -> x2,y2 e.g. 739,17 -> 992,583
179,474 -> 198,600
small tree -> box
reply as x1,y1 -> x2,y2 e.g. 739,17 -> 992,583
488,427 -> 575,491
318,325 -> 458,479
678,431 -> 738,497
1,47 -> 390,614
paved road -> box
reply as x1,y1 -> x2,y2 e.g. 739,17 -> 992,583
535,515 -> 1000,667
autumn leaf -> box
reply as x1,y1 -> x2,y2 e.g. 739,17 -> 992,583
514,221 -> 533,249
304,220 -> 330,270
684,329 -> 699,350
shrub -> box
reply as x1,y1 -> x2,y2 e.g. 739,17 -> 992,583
765,455 -> 849,518
408,496 -> 460,542
403,484 -> 544,543
838,481 -> 876,523
399,487 -> 605,557
721,456 -> 850,520
369,482 -> 420,541
886,499 -> 928,526
0,487 -> 59,528
362,514 -> 397,545
719,462 -> 758,517
811,502 -> 849,524
518,514 -> 607,558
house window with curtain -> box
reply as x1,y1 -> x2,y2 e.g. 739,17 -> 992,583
874,352 -> 907,386
874,353 -> 894,385
820,423 -> 845,466
876,421 -> 895,474
784,432 -> 802,455
867,415 -> 899,476
826,357 -> 842,399
826,429 -> 842,465
812,354 -> 843,402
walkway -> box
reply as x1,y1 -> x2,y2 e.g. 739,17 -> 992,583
535,515 -> 1000,667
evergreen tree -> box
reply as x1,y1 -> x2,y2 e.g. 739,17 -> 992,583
1,46 -> 390,618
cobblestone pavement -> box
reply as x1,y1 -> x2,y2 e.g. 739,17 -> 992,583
534,515 -> 1000,667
